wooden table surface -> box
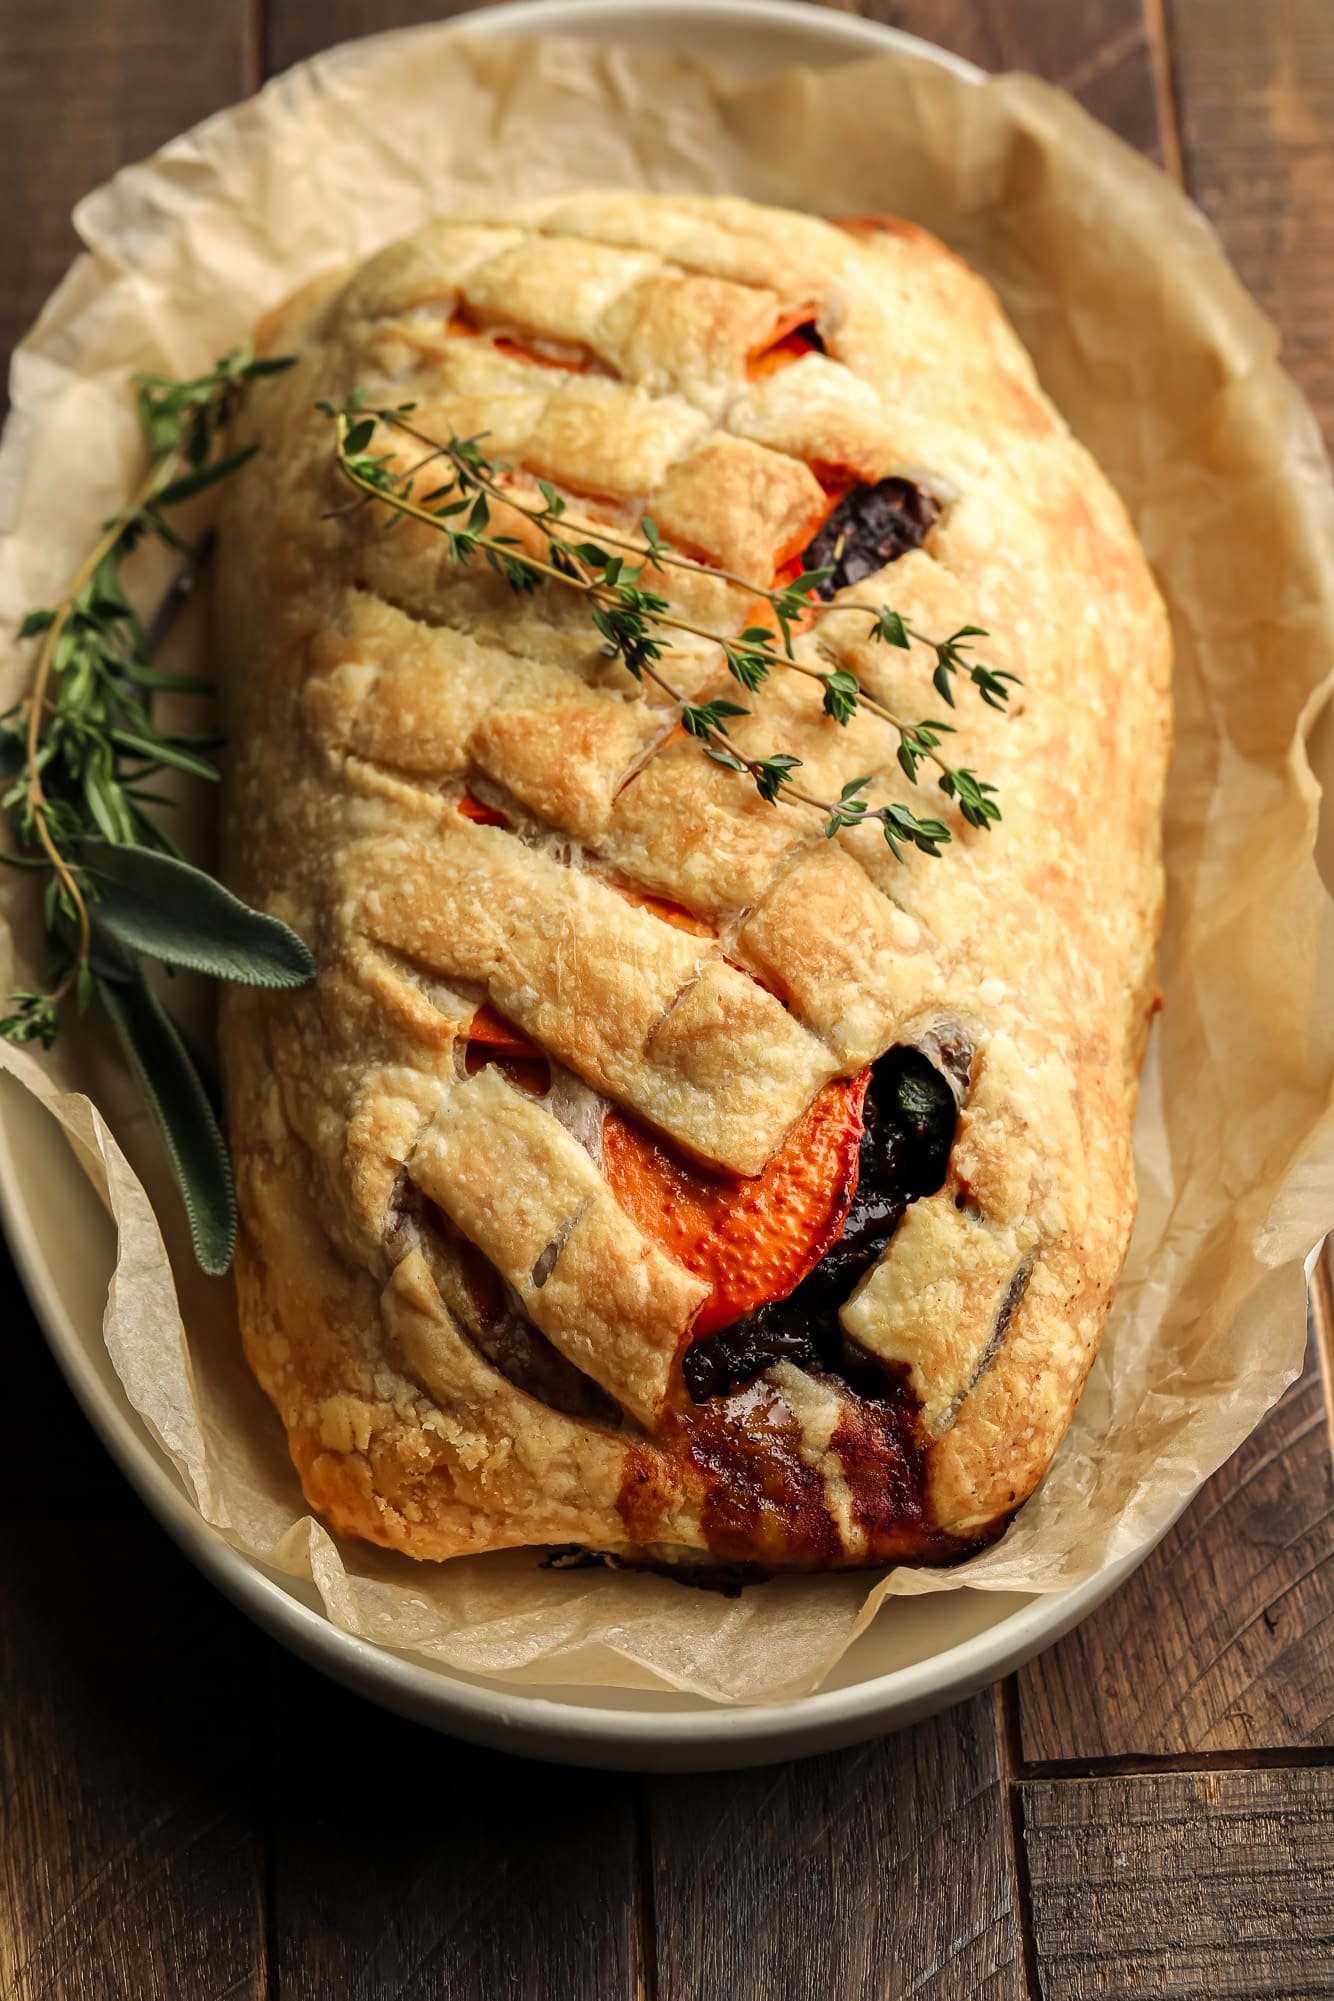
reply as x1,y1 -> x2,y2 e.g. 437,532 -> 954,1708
2,2 -> 1333,1995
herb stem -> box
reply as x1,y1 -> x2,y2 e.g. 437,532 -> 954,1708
535,537 -> 900,835
634,657 -> 832,821
385,412 -> 935,646
374,413 -> 1000,794
5,342 -> 300,1052
22,460 -> 168,1002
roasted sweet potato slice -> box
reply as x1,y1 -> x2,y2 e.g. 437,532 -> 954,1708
445,310 -> 588,373
466,1002 -> 538,1058
457,791 -> 510,827
603,1071 -> 870,1337
609,882 -> 716,938
746,307 -> 822,381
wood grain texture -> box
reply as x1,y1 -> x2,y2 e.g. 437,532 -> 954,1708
265,0 -> 487,75
646,1694 -> 1022,2000
0,1520 -> 266,2001
1021,1767 -> 1334,2000
269,1650 -> 640,2001
0,0 -> 249,413
1018,1332 -> 1334,1759
1311,1248 -> 1334,1491
1168,0 -> 1334,445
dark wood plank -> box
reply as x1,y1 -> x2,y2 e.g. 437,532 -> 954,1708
646,1694 -> 1023,2001
0,1518 -> 267,2000
1021,1766 -> 1334,1999
269,1648 -> 640,2000
0,1 -> 252,410
1018,1330 -> 1334,1759
1167,0 -> 1334,445
265,0 -> 483,76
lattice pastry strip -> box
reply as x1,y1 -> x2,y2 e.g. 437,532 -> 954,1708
308,589 -> 665,836
407,1067 -> 707,1423
344,817 -> 837,1173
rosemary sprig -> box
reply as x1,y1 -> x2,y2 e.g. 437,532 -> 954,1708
1,343 -> 315,1273
324,400 -> 1015,858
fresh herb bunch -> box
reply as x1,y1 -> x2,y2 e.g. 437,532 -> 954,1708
324,398 -> 1018,860
1,343 -> 314,1273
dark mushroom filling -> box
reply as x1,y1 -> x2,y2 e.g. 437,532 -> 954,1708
803,476 -> 940,595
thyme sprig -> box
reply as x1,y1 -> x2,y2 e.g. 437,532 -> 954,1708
381,408 -> 1017,711
325,400 -> 1014,858
1,344 -> 315,1273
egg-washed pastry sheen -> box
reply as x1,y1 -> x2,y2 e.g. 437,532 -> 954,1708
215,191 -> 1171,1575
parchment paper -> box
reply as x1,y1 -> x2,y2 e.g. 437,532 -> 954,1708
3,26 -> 1333,1704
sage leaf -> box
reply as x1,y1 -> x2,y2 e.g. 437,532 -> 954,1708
81,840 -> 316,987
96,968 -> 237,1275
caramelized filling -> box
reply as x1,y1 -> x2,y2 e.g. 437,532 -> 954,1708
446,1220 -> 621,1424
465,1003 -> 544,1066
605,880 -> 716,938
462,1045 -> 551,1096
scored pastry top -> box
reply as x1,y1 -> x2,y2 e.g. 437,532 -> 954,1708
216,191 -> 1171,1574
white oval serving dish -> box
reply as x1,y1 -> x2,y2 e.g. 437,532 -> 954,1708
2,0 -> 1201,1771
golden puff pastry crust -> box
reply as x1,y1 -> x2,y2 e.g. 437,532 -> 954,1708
215,192 -> 1171,1574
